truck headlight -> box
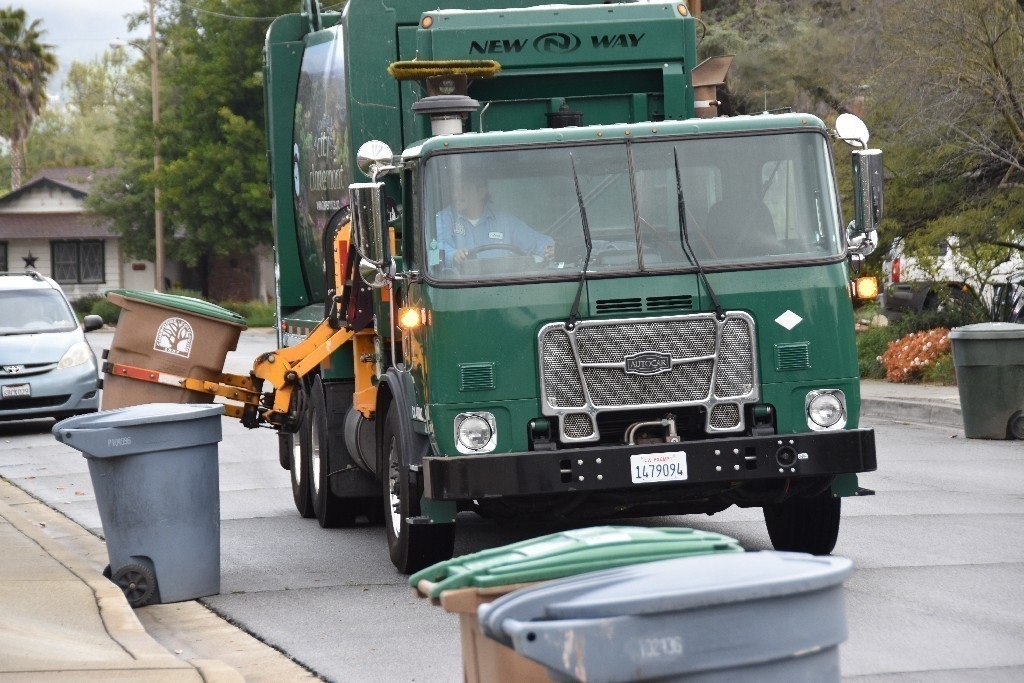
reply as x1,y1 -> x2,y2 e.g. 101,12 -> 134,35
806,390 -> 847,431
455,412 -> 496,454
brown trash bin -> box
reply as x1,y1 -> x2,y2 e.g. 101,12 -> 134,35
101,290 -> 247,409
417,582 -> 549,683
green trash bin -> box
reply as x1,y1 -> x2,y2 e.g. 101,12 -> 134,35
949,322 -> 1024,440
410,526 -> 742,683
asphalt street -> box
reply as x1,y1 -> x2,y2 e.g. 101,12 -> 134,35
0,327 -> 1020,681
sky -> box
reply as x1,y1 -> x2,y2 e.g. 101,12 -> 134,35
24,0 -> 148,98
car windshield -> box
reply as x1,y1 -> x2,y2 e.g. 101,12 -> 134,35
0,289 -> 79,335
422,131 -> 843,282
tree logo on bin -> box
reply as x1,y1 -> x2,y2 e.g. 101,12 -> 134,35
154,317 -> 194,358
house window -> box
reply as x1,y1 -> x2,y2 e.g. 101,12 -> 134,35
52,241 -> 105,284
0,242 -> 7,271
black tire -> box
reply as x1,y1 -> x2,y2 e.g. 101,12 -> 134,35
763,489 -> 841,555
1009,412 -> 1024,440
278,431 -> 293,471
309,375 -> 357,528
382,403 -> 455,574
112,563 -> 158,608
291,392 -> 314,518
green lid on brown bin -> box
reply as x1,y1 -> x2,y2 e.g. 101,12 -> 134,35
106,289 -> 247,327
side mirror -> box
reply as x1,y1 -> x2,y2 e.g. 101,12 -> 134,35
849,148 -> 883,256
835,113 -> 870,149
349,182 -> 388,266
82,314 -> 104,332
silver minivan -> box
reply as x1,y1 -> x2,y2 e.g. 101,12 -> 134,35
0,271 -> 104,420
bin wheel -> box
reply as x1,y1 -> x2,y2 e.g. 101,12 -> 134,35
102,564 -> 112,579
292,397 -> 315,518
382,402 -> 455,574
112,563 -> 158,608
763,489 -> 841,555
1010,412 -> 1024,440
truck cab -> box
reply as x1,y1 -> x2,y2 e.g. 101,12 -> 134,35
265,0 -> 883,573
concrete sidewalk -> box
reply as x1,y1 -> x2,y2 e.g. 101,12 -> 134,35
0,379 -> 962,681
0,478 -> 318,682
0,481 -> 243,682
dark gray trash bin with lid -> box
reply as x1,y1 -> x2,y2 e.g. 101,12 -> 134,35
478,551 -> 854,683
949,322 -> 1024,439
53,403 -> 224,607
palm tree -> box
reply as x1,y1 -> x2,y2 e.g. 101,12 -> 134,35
0,6 -> 58,191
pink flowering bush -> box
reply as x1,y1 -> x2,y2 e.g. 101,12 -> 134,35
879,328 -> 951,383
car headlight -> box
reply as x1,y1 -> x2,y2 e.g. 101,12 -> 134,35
454,412 -> 497,454
57,341 -> 95,370
805,390 -> 847,431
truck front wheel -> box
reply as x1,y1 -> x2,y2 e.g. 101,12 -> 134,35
382,404 -> 455,574
763,489 -> 841,555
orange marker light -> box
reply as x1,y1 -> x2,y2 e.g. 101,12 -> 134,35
854,276 -> 879,300
398,307 -> 424,330
422,16 -> 434,29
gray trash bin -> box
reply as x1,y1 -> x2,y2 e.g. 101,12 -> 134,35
478,551 -> 853,683
53,403 -> 224,607
949,322 -> 1024,440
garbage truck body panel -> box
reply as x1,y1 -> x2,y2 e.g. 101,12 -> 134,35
263,0 -> 880,572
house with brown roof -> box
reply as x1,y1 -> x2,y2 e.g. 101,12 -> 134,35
0,167 -> 155,301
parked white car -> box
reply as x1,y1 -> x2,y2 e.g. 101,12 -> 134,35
881,237 -> 1023,319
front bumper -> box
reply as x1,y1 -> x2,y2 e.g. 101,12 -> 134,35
882,282 -> 930,312
0,364 -> 100,420
423,428 -> 875,501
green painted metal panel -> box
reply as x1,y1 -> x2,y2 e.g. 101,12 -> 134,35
265,15 -> 309,309
410,113 -> 828,157
409,259 -> 860,457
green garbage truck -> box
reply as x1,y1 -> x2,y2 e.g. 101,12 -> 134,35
256,0 -> 882,573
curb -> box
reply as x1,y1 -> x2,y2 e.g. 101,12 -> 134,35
861,398 -> 963,431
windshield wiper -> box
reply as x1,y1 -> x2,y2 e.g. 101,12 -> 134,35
674,148 -> 726,322
565,152 -> 593,331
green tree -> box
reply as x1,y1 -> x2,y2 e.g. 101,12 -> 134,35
25,49 -> 140,172
699,1 -> 863,118
89,0 -> 295,275
0,6 -> 58,190
868,0 -> 1024,308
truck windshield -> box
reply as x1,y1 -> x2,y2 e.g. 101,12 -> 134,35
422,131 -> 842,281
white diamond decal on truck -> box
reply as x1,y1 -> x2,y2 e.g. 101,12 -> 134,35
775,310 -> 803,330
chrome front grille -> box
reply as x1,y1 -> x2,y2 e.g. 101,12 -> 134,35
538,313 -> 758,442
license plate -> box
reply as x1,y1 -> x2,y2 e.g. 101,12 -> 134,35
1,383 -> 31,399
630,451 -> 687,484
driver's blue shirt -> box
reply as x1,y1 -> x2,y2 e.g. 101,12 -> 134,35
434,205 -> 553,262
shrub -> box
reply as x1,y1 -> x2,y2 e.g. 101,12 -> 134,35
921,352 -> 956,385
880,328 -> 951,383
167,287 -> 205,300
218,299 -> 276,327
71,294 -> 104,319
90,298 -> 122,325
889,305 -> 983,338
857,325 -> 898,379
